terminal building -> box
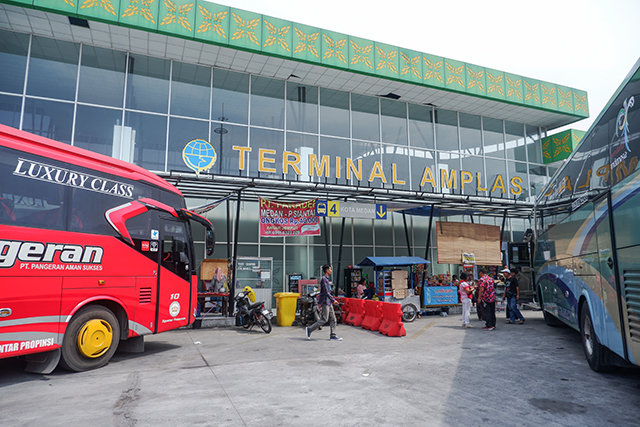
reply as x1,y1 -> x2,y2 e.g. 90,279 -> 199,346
0,0 -> 589,292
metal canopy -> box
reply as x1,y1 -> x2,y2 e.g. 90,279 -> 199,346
159,170 -> 535,219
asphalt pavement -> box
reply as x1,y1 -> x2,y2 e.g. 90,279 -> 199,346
1,310 -> 639,427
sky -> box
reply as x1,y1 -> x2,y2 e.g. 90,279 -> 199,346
214,0 -> 640,134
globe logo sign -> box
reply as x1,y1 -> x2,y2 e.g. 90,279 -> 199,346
182,139 -> 216,174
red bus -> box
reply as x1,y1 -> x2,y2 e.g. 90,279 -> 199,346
0,124 -> 214,373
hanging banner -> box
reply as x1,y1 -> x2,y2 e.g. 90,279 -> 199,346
259,198 -> 320,237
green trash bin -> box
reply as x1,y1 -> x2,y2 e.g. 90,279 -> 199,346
273,292 -> 300,326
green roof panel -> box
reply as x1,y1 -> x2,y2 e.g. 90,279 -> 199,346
398,48 -> 423,84
444,58 -> 466,92
321,29 -> 349,69
465,63 -> 487,96
158,0 -> 196,38
374,42 -> 399,79
77,0 -> 119,24
228,7 -> 262,50
118,0 -> 161,32
291,22 -> 322,62
422,53 -> 445,88
348,35 -> 375,74
194,1 -> 229,45
261,14 -> 292,58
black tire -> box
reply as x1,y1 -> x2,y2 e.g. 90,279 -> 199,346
580,303 -> 612,372
256,312 -> 272,334
60,305 -> 120,372
402,303 -> 418,323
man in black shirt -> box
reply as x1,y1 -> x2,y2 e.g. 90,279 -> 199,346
501,268 -> 525,324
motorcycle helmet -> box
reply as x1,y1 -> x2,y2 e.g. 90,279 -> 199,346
243,286 -> 256,303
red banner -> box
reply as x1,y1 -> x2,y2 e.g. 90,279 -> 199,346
259,198 -> 320,237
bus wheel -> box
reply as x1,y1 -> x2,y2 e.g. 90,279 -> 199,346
580,304 -> 612,373
60,305 -> 120,372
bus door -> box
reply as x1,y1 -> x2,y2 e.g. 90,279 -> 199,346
609,171 -> 640,365
593,194 -> 627,360
156,215 -> 193,333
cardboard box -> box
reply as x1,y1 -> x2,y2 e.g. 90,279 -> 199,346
391,278 -> 407,289
391,270 -> 408,280
393,289 -> 408,299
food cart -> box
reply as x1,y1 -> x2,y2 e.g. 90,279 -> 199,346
356,256 -> 429,322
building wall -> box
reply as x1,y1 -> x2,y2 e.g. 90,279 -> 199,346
0,28 -> 540,289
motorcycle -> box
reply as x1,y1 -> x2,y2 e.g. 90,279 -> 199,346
298,290 -> 320,327
234,286 -> 272,334
298,290 -> 343,327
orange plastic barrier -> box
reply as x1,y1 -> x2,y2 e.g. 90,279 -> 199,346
361,300 -> 383,331
339,298 -> 351,324
378,302 -> 406,337
345,298 -> 365,327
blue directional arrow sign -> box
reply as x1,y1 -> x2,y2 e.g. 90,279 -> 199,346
375,204 -> 387,220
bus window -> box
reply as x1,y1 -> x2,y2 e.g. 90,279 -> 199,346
124,210 -> 160,263
0,147 -> 68,230
161,219 -> 191,282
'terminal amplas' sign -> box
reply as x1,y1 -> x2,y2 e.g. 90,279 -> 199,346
232,146 -> 525,195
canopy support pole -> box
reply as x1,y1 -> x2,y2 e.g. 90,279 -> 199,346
336,217 -> 346,296
229,190 -> 241,316
402,211 -> 412,256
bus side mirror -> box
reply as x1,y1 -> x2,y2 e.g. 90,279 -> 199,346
206,228 -> 215,256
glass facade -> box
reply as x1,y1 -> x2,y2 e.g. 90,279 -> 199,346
0,29 -> 552,290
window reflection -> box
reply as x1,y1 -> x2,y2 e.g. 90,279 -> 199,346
216,123 -> 247,175
434,109 -> 458,153
408,104 -> 434,149
286,132 -> 318,181
74,105 -> 122,157
78,46 -> 126,108
171,61 -> 211,119
483,117 -> 505,158
526,124 -> 542,164
27,36 -> 79,101
529,164 -> 547,201
0,30 -> 29,94
0,94 -> 22,128
320,88 -> 349,138
459,113 -> 482,156
485,157 -> 507,196
23,98 -> 74,144
461,155 -> 485,196
382,143 -> 409,189
250,76 -> 284,128
409,148 -> 435,190
437,152 -> 460,195
213,69 -> 249,124
505,121 -> 527,161
381,98 -> 407,145
287,83 -> 318,133
167,117 -> 209,172
321,136 -> 350,182
249,127 -> 284,178
352,139 -> 381,186
351,94 -> 379,142
507,160 -> 529,201
125,111 -> 167,172
126,54 -> 170,114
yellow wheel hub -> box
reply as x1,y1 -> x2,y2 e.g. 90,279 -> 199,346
77,319 -> 113,358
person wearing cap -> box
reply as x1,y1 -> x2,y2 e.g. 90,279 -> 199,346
501,268 -> 525,324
